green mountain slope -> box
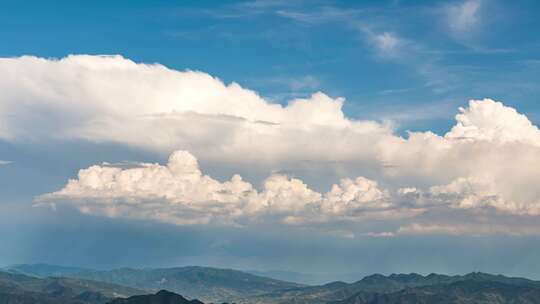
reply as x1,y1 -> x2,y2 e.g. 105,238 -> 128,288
74,266 -> 303,303
7,264 -> 540,304
0,270 -> 143,304
108,279 -> 540,304
6,264 -> 304,303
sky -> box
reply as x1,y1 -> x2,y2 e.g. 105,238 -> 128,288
1,0 -> 540,281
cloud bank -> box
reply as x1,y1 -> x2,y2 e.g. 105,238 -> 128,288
37,145 -> 540,236
2,55 -> 540,235
0,55 -> 388,168
38,150 -> 412,227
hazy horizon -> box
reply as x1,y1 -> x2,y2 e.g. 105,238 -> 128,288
2,0 -> 540,285
5,261 -> 540,286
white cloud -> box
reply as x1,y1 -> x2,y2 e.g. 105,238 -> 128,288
396,222 -> 486,236
428,176 -> 540,215
364,231 -> 395,238
0,160 -> 12,165
38,146 -> 540,232
37,150 -> 401,227
321,177 -> 391,214
397,221 -> 540,237
446,0 -> 482,34
2,55 -> 540,235
0,55 -> 389,170
395,175 -> 540,218
274,7 -> 407,59
372,32 -> 400,55
276,7 -> 361,24
446,99 -> 540,146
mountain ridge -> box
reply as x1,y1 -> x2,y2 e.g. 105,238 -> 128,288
332,279 -> 540,304
4,264 -> 304,303
249,271 -> 540,304
0,270 -> 144,304
107,290 -> 204,304
5,264 -> 540,304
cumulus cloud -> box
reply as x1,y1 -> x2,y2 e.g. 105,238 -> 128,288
397,176 -> 540,216
446,99 -> 540,146
37,151 -> 257,225
2,55 -> 540,235
0,55 -> 389,174
38,147 -> 540,234
37,151 -> 401,227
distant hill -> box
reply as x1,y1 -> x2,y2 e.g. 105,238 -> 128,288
1,264 -> 90,278
107,278 -> 540,304
5,264 -> 303,303
6,264 -> 540,304
73,266 -> 304,303
246,270 -> 364,286
332,279 -> 540,304
0,270 -> 144,304
249,272 -> 540,304
247,270 -> 319,285
4,263 -> 90,278
107,290 -> 204,304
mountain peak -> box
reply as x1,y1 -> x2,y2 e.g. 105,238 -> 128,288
108,290 -> 204,304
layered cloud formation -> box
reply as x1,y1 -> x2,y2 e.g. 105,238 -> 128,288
38,150 -> 410,227
2,55 -> 540,235
37,146 -> 540,235
0,55 -> 386,154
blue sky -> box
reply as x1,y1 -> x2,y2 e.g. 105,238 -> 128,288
2,0 -> 540,132
1,0 -> 540,280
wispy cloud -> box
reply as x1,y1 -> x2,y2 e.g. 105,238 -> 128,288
435,0 -> 518,55
276,6 -> 362,24
0,160 -> 12,165
360,28 -> 409,59
377,87 -> 416,96
270,5 -> 465,94
188,0 -> 303,19
446,0 -> 482,34
373,32 -> 399,53
275,6 -> 408,58
262,75 -> 321,91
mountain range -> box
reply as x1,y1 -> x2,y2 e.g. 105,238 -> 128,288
250,272 -> 540,304
4,264 -> 540,304
0,270 -> 143,304
3,264 -> 302,303
331,279 -> 540,304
